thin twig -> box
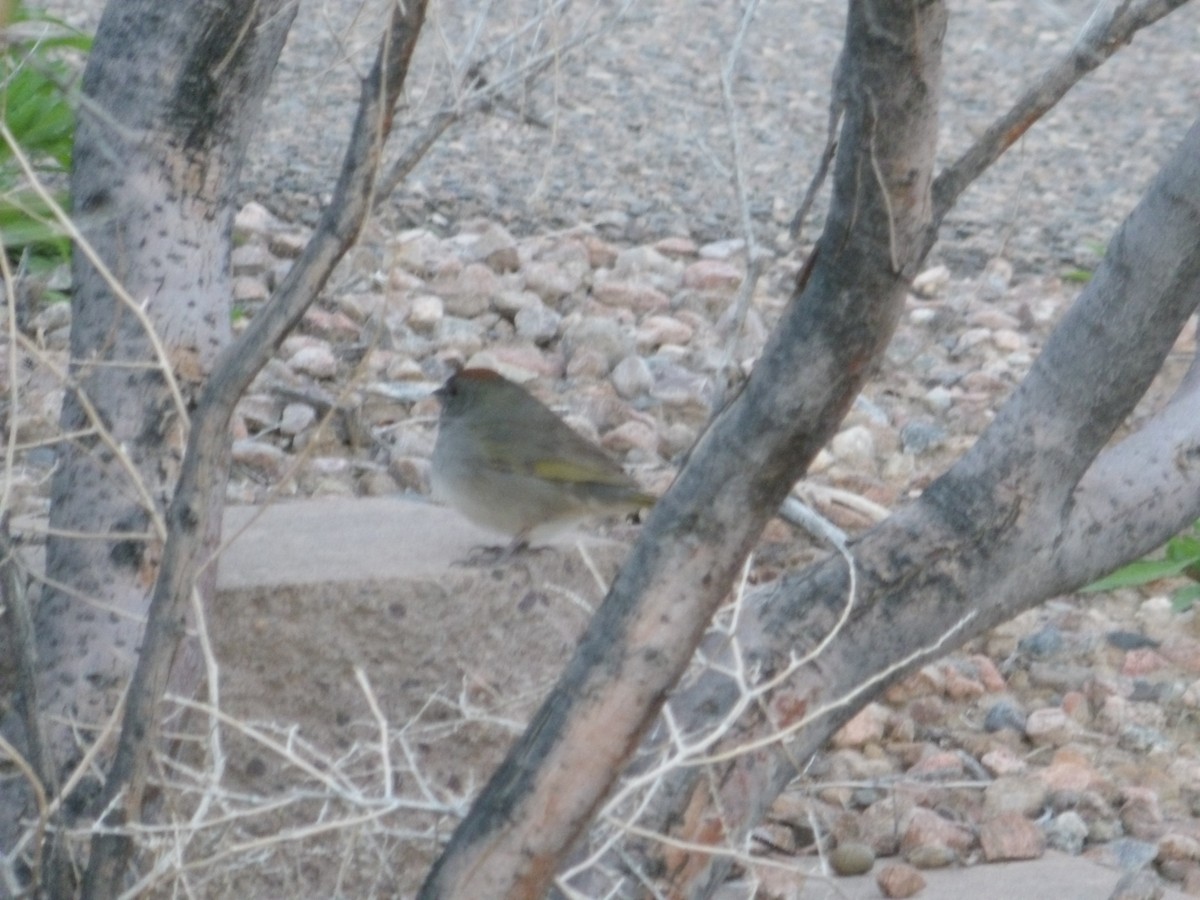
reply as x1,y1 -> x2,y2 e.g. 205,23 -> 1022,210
931,0 -> 1188,221
789,48 -> 846,241
714,0 -> 765,409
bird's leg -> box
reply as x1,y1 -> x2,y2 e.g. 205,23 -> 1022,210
454,531 -> 533,567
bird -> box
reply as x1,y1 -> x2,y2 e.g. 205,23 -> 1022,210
430,368 -> 655,556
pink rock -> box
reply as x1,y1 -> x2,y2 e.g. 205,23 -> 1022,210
654,235 -> 698,258
581,234 -> 619,269
981,746 -> 1028,776
1039,759 -> 1100,794
908,696 -> 946,726
907,750 -> 964,780
600,420 -> 660,456
831,702 -> 889,749
900,807 -> 975,856
1160,636 -> 1200,673
877,863 -> 925,899
1025,707 -> 1081,747
1061,690 -> 1090,723
682,258 -> 743,290
1120,786 -> 1165,840
1122,647 -> 1170,676
970,654 -> 1007,692
885,665 -> 944,703
980,811 -> 1046,862
302,307 -> 360,340
465,346 -> 561,382
636,315 -> 695,349
941,664 -> 985,700
592,279 -> 671,313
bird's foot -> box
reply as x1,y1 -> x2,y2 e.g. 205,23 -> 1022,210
454,537 -> 549,567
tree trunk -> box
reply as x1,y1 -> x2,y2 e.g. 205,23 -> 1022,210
602,116 -> 1200,897
420,0 -> 948,896
0,0 -> 295,891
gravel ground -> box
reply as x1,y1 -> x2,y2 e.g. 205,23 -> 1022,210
50,0 -> 1200,272
19,0 -> 1200,895
249,0 -> 1200,278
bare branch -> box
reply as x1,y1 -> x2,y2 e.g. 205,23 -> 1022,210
932,0 -> 1189,222
607,115 -> 1200,898
420,5 -> 948,890
788,47 -> 846,242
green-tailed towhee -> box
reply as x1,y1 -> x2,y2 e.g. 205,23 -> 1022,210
430,368 -> 655,553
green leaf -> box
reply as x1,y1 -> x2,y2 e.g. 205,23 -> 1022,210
1081,557 -> 1198,593
1165,534 -> 1200,562
1171,583 -> 1200,614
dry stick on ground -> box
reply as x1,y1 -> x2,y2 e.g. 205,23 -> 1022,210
78,3 -> 428,895
419,0 -> 948,895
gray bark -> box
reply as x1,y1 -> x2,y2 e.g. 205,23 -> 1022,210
0,0 -> 295,893
80,1 -> 429,895
422,0 -> 1200,896
604,117 -> 1200,898
420,0 -> 949,896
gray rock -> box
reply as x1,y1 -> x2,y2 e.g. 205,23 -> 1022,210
468,222 -> 520,273
524,260 -> 583,303
610,355 -> 654,399
32,301 -> 71,333
1108,869 -> 1165,900
901,420 -> 947,455
984,775 -> 1047,818
439,262 -> 497,318
514,302 -> 562,345
232,242 -> 272,277
984,698 -> 1027,733
561,316 -> 633,368
1019,625 -> 1065,658
1044,811 -> 1089,855
279,402 -> 317,436
288,343 -> 339,379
